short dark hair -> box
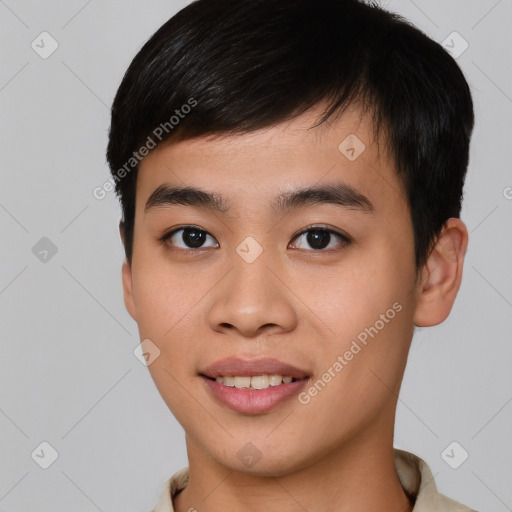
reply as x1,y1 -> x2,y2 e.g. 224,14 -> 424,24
106,0 -> 474,268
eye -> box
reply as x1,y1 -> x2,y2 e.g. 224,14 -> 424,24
159,226 -> 219,250
289,226 -> 351,251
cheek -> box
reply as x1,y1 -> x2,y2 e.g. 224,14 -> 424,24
129,259 -> 214,410
306,244 -> 415,403
133,266 -> 207,423
297,305 -> 413,444
130,249 -> 207,338
314,259 -> 410,342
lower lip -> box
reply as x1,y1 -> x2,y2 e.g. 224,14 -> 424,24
201,376 -> 309,415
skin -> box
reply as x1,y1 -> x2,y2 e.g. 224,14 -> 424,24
120,102 -> 468,512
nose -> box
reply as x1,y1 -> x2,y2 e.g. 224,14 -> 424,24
207,247 -> 298,339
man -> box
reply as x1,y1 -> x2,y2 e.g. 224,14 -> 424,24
106,1 -> 476,510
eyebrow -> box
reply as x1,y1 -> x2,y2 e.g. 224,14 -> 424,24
144,183 -> 374,215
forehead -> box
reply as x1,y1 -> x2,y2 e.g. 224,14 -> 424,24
136,103 -> 406,218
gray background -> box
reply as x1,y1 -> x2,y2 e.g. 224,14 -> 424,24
0,0 -> 511,511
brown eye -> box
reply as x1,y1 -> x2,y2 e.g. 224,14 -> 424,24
161,226 -> 219,250
290,227 -> 351,251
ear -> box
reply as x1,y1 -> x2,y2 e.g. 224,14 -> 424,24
414,218 -> 468,327
119,222 -> 137,322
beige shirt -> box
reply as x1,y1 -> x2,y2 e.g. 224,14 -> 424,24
152,449 -> 476,512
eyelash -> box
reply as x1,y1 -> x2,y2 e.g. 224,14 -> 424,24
157,224 -> 352,253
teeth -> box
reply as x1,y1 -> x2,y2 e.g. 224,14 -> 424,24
250,375 -> 269,389
214,374 -> 297,389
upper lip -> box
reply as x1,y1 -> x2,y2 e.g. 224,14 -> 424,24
199,357 -> 310,379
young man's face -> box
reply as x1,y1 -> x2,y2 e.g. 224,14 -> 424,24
123,103 -> 421,474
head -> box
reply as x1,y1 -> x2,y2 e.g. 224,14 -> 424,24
106,0 -> 473,475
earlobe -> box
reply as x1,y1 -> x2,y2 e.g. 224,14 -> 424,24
413,218 -> 468,327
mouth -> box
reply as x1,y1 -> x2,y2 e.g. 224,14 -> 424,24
199,357 -> 311,414
201,374 -> 305,389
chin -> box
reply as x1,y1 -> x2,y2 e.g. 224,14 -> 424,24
207,441 -> 312,478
